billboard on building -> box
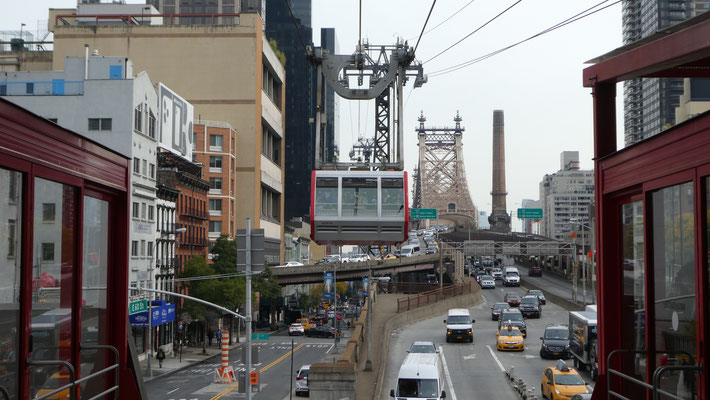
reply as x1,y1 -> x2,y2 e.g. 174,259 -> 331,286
158,83 -> 193,161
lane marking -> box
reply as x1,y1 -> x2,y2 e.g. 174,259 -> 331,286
211,343 -> 306,399
166,388 -> 179,395
438,346 -> 458,400
486,345 -> 506,372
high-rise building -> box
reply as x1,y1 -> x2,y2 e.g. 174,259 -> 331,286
265,0 -> 315,221
622,0 -> 708,145
538,152 -> 594,242
49,5 -> 286,265
320,28 -> 341,163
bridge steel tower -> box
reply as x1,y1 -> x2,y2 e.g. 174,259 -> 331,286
416,111 -> 478,228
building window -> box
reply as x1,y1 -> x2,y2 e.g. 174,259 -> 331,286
147,241 -> 153,257
141,203 -> 147,220
261,186 -> 280,220
148,205 -> 154,221
209,156 -> 223,172
134,105 -> 143,132
148,111 -> 156,138
131,240 -> 139,257
192,131 -> 197,150
7,219 -> 16,258
209,220 -> 222,236
133,158 -> 141,174
209,177 -> 223,193
262,65 -> 282,109
261,124 -> 281,164
209,134 -> 223,151
149,163 -> 155,179
88,118 -> 112,131
209,199 -> 222,215
132,202 -> 140,219
26,82 -> 34,94
142,160 -> 147,176
140,240 -> 146,256
0,85 -> 6,95
42,203 -> 56,222
41,242 -> 55,262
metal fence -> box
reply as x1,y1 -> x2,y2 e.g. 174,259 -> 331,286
396,282 -> 472,313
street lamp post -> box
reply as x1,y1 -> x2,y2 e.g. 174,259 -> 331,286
570,219 -> 591,305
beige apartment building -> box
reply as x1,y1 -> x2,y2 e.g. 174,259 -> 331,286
48,7 -> 286,263
192,121 -> 237,251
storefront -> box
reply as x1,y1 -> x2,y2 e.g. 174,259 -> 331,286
584,14 -> 710,400
0,99 -> 141,398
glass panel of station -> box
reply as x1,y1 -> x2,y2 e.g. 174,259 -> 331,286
30,177 -> 76,398
315,177 -> 338,217
80,196 -> 110,397
651,181 -> 698,398
341,177 -> 377,217
620,201 -> 646,397
0,167 -> 22,398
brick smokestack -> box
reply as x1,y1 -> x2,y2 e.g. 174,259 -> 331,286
488,110 -> 511,232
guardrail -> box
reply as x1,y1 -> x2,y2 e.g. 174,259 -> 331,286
378,282 -> 441,294
396,282 -> 472,313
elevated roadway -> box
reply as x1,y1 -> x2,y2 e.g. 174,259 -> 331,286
271,254 -> 440,285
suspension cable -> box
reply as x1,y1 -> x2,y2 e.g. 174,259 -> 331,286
414,0 -> 438,54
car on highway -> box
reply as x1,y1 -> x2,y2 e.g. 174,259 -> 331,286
526,289 -> 547,304
306,325 -> 336,338
426,243 -> 438,254
475,270 -> 487,281
569,394 -> 593,400
491,267 -> 503,280
295,365 -> 310,396
504,292 -> 522,307
541,360 -> 590,400
529,265 -> 543,276
496,325 -> 525,351
519,295 -> 542,318
295,318 -> 312,331
289,323 -> 305,336
498,309 -> 527,337
278,261 -> 304,267
540,324 -> 571,359
491,302 -> 509,320
35,371 -> 71,400
479,275 -> 496,289
377,253 -> 398,260
407,341 -> 438,354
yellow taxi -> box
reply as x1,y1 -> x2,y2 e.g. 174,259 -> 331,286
496,325 -> 525,351
540,360 -> 590,400
35,371 -> 71,399
377,253 -> 398,260
296,318 -> 311,331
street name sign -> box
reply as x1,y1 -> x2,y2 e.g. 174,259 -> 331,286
517,208 -> 543,219
410,208 -> 437,219
129,300 -> 147,315
252,333 -> 270,340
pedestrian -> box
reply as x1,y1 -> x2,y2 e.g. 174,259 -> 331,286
156,347 -> 165,368
216,330 -> 222,346
207,329 -> 214,347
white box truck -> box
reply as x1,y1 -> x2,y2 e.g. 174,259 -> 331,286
569,309 -> 599,380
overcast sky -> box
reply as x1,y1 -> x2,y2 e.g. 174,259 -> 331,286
2,0 -> 624,231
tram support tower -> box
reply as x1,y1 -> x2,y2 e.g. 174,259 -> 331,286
307,41 -> 425,171
416,111 -> 478,228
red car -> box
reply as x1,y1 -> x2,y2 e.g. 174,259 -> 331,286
504,293 -> 522,307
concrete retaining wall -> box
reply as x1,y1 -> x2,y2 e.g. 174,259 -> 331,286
375,281 -> 483,398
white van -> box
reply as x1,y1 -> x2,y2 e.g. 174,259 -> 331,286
444,308 -> 474,343
502,266 -> 520,287
390,353 -> 447,399
400,245 -> 420,257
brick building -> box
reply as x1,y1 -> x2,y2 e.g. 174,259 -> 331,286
192,121 -> 237,252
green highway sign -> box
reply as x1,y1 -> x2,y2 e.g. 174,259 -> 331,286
129,300 -> 148,315
517,208 -> 543,219
252,333 -> 270,340
410,208 -> 438,220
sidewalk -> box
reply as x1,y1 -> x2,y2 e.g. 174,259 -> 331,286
141,326 -> 287,382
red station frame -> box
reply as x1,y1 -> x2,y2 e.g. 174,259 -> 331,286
583,12 -> 710,399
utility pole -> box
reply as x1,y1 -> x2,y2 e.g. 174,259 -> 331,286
364,264 -> 372,371
334,246 -> 341,351
581,225 -> 586,305
245,218 -> 253,400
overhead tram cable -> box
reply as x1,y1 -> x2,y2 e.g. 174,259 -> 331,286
423,0 -> 523,64
427,0 -> 620,77
414,0 -> 438,55
407,0 -> 477,42
283,0 -> 310,55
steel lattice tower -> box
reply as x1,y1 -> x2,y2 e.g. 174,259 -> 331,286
416,111 -> 478,228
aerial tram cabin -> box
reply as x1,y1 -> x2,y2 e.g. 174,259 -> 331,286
310,170 -> 409,245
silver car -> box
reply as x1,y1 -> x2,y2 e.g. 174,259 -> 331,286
480,275 -> 496,289
295,365 -> 310,396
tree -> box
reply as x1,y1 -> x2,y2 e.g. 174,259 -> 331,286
211,234 -> 237,274
254,266 -> 282,330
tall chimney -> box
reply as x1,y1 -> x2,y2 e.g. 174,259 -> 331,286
488,110 -> 511,233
